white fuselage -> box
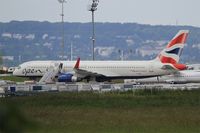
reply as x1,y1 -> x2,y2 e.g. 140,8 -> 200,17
13,60 -> 172,80
125,70 -> 200,84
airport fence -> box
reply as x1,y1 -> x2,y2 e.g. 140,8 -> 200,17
1,82 -> 200,97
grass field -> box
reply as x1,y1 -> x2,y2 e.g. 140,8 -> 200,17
0,76 -> 29,82
1,90 -> 200,133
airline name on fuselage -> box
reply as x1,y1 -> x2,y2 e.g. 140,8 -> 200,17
22,68 -> 43,76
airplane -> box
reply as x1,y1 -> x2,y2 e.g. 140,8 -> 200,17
13,30 -> 189,82
125,69 -> 200,84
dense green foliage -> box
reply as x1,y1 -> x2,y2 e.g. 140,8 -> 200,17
0,76 -> 28,82
1,90 -> 200,133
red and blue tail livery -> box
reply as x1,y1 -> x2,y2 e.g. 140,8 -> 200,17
158,30 -> 189,64
156,30 -> 189,70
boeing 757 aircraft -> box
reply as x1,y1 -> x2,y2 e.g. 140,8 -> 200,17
13,30 -> 189,82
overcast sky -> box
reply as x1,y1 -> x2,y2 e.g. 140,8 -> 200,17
0,0 -> 199,27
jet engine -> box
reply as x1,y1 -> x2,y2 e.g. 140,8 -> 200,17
58,73 -> 79,82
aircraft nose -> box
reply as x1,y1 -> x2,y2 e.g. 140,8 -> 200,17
13,69 -> 20,76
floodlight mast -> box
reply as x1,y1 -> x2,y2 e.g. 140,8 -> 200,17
58,0 -> 66,59
88,0 -> 99,60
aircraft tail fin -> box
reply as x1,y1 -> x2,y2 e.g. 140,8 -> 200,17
74,57 -> 80,69
155,30 -> 189,64
155,30 -> 189,70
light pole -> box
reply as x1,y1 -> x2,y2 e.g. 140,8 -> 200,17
88,0 -> 99,60
58,0 -> 66,59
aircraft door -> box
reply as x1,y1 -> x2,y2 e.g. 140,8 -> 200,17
149,63 -> 154,73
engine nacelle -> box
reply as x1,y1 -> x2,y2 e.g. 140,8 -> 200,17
58,73 -> 79,82
71,76 -> 78,82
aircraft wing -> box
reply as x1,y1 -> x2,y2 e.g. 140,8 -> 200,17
73,58 -> 118,78
73,68 -> 102,78
73,58 -> 98,78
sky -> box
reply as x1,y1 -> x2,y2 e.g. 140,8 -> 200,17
0,0 -> 200,27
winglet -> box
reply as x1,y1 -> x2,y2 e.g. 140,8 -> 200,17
74,57 -> 80,69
